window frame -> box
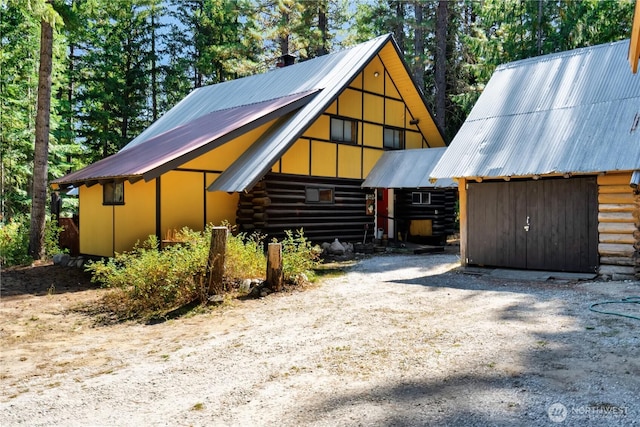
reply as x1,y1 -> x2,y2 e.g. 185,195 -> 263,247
383,126 -> 405,150
103,181 -> 125,205
305,186 -> 335,204
411,191 -> 431,205
330,116 -> 358,144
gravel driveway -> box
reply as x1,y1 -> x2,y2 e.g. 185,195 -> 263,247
1,253 -> 639,426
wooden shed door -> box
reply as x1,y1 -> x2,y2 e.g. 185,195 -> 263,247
467,177 -> 598,273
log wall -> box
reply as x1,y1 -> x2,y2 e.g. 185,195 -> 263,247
395,188 -> 458,244
597,172 -> 639,278
237,173 -> 375,243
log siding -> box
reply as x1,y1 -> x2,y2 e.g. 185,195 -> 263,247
597,172 -> 638,278
236,173 -> 375,243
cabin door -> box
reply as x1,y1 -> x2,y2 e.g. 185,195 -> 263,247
376,189 -> 391,238
466,177 -> 598,273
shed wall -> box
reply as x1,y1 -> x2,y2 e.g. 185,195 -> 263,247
597,172 -> 638,278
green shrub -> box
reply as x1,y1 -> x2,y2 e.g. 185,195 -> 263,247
0,216 -> 30,266
0,215 -> 67,267
86,225 -> 268,320
85,226 -> 320,321
279,229 -> 321,284
225,230 -> 266,281
44,218 -> 66,257
86,230 -> 210,320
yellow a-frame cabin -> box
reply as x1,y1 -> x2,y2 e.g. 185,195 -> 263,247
53,35 -> 446,257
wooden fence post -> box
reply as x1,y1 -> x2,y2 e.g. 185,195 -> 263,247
267,242 -> 283,291
207,226 -> 227,295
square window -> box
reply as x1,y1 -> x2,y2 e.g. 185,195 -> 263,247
411,192 -> 431,205
103,181 -> 124,205
383,127 -> 405,150
330,117 -> 357,143
306,186 -> 334,204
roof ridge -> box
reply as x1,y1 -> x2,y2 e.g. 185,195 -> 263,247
496,39 -> 629,71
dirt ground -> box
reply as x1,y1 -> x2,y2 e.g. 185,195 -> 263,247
1,253 -> 639,426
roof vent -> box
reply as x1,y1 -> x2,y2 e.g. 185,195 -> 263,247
277,53 -> 296,68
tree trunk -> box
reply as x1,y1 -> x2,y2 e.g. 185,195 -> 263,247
151,9 -> 158,121
29,18 -> 53,260
317,1 -> 328,57
393,1 -> 405,52
435,0 -> 448,133
412,1 -> 425,89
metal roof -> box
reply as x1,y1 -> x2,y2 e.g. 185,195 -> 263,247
55,34 -> 446,191
52,91 -> 317,186
431,39 -> 640,180
362,148 -> 456,189
208,34 -> 400,192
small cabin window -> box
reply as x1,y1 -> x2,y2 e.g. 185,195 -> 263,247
306,186 -> 334,204
103,181 -> 124,205
383,127 -> 405,150
330,117 -> 357,143
411,191 -> 431,205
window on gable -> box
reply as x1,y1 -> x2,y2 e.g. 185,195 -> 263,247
411,191 -> 431,205
305,186 -> 334,204
330,117 -> 357,143
103,181 -> 124,205
383,126 -> 405,150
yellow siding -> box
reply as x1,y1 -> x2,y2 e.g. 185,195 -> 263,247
303,114 -> 329,140
311,141 -> 337,177
349,73 -> 363,89
385,73 -> 400,98
161,171 -> 204,233
406,130 -> 423,149
182,120 -> 275,170
206,173 -> 238,226
385,98 -> 405,127
363,122 -> 383,148
271,159 -> 280,173
325,100 -> 337,115
281,139 -> 310,175
114,180 -> 156,253
338,144 -> 362,179
79,185 -> 114,257
337,88 -> 362,119
363,93 -> 384,124
363,148 -> 383,177
377,42 -> 446,147
363,57 -> 384,94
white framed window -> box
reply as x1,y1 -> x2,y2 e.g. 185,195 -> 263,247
411,191 -> 431,205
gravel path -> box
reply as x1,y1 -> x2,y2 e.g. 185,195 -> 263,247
1,253 -> 639,426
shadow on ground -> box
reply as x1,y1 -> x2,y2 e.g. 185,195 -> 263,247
1,263 -> 96,298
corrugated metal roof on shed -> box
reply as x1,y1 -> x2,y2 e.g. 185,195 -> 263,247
362,148 -> 456,189
431,39 -> 640,180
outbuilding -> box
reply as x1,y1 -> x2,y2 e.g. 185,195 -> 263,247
431,39 -> 640,278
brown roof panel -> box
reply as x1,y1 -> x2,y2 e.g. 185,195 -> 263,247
53,90 -> 319,188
